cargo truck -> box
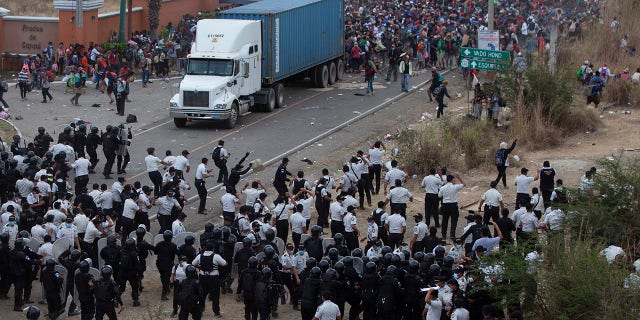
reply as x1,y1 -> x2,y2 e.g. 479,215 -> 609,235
169,0 -> 345,128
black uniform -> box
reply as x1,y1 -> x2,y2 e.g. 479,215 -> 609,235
177,276 -> 204,320
377,273 -> 403,319
93,277 -> 122,320
73,131 -> 87,158
344,266 -> 363,320
0,238 -> 10,299
272,164 -> 291,197
300,277 -> 321,320
360,273 -> 380,320
10,245 -> 41,310
42,265 -> 65,318
402,272 -> 425,320
86,131 -> 102,172
101,131 -> 118,177
118,247 -> 141,303
136,239 -> 155,289
237,267 -> 260,320
178,244 -> 198,264
303,236 -> 323,262
75,271 -> 95,320
234,247 -> 255,276
100,244 -> 122,279
154,240 -> 178,298
320,277 -> 344,315
34,133 -> 54,157
255,277 -> 279,320
59,256 -> 79,314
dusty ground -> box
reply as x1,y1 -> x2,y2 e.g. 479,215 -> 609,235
1,70 -> 638,319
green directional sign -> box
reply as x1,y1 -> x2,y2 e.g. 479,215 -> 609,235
459,58 -> 508,71
461,47 -> 510,62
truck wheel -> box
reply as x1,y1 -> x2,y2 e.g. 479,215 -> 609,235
262,88 -> 276,112
273,83 -> 285,108
336,59 -> 345,81
328,62 -> 337,85
173,118 -> 187,128
315,64 -> 329,88
224,102 -> 239,129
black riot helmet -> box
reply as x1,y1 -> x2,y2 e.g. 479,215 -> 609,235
38,127 -> 46,134
135,227 -> 146,239
365,261 -> 377,274
409,260 -> 420,273
328,248 -> 339,261
264,228 -> 275,242
107,235 -> 117,246
385,265 -> 397,276
342,256 -> 353,267
101,265 -> 113,279
434,246 -> 445,259
70,249 -> 82,261
163,230 -> 173,242
425,253 -> 435,266
264,245 -> 275,259
442,256 -> 454,269
45,258 -> 56,271
334,262 -> 345,275
311,225 -> 322,237
381,246 -> 392,255
414,251 -> 425,262
185,235 -> 195,246
26,306 -> 41,320
205,222 -> 214,232
242,237 -> 253,248
318,259 -> 330,273
185,265 -> 197,278
310,266 -> 322,279
90,126 -> 99,133
248,256 -> 259,269
79,259 -> 90,273
351,248 -> 362,258
306,257 -> 317,269
324,268 -> 337,280
125,238 -> 136,250
212,228 -> 222,240
63,126 -> 72,134
333,233 -> 344,245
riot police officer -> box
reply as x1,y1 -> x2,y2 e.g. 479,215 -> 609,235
343,256 -> 363,320
115,125 -> 131,175
100,235 -> 121,279
236,256 -> 260,320
59,249 -> 82,316
402,260 -> 425,320
86,126 -> 102,173
75,259 -> 95,320
361,261 -> 380,320
118,238 -> 141,306
377,265 -> 403,319
58,126 -> 73,145
94,265 -> 122,320
73,124 -> 87,158
154,230 -> 178,301
10,237 -> 41,311
234,237 -> 256,276
177,265 -> 204,320
42,258 -> 64,320
199,222 -> 215,250
134,227 -> 155,291
101,126 -> 118,179
303,225 -> 324,261
300,266 -> 322,320
0,232 -> 10,299
178,235 -> 198,265
34,127 -> 54,157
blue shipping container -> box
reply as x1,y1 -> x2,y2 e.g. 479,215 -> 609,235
218,0 -> 344,84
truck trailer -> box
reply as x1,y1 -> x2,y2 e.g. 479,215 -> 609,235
169,0 -> 345,128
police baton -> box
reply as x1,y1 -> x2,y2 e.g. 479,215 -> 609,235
118,305 -> 125,314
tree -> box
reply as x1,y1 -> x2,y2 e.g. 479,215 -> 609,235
148,0 -> 161,39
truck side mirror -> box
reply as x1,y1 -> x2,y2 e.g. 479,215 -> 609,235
243,62 -> 250,78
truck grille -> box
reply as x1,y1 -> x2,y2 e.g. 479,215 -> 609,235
183,91 -> 209,108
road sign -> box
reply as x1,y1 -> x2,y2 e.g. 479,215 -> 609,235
459,58 -> 508,71
461,47 -> 510,62
478,30 -> 500,51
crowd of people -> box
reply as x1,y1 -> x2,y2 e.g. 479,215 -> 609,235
1,114 -> 634,320
0,0 -> 638,320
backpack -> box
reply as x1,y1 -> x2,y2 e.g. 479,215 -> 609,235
240,269 -> 258,298
365,63 -> 376,76
554,187 -> 568,203
55,180 -> 67,199
212,147 -> 222,164
433,86 -> 444,100
372,209 -> 385,227
255,281 -> 269,304
494,149 -> 506,166
177,279 -> 200,305
231,216 -> 246,239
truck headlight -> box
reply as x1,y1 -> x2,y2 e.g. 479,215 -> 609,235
170,101 -> 178,108
214,103 -> 227,109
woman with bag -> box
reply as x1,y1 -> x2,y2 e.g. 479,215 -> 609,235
365,59 -> 383,96
70,66 -> 84,106
40,67 -> 54,103
17,66 -> 30,101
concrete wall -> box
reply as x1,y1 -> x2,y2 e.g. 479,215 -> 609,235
0,0 -> 218,57
2,16 -> 59,53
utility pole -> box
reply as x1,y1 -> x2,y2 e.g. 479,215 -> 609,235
75,0 -> 83,27
127,0 -> 132,42
488,0 -> 494,30
119,0 -> 126,42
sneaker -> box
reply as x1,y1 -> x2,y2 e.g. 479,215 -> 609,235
133,300 -> 141,306
68,310 -> 80,316
41,100 -> 47,103
69,98 -> 75,105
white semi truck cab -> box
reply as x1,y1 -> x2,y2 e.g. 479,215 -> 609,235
170,20 -> 264,128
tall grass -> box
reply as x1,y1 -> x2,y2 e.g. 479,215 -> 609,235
397,119 -> 499,176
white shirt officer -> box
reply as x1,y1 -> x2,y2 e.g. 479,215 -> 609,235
421,174 -> 443,194
173,153 -> 190,173
439,182 -> 464,204
480,188 -> 503,207
122,198 -> 139,219
313,298 -> 341,320
71,157 -> 90,176
289,212 -> 307,234
343,211 -> 357,233
221,192 -> 239,213
144,154 -> 162,172
385,213 -> 406,234
330,201 -> 344,222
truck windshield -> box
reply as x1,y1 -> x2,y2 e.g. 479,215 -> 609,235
187,59 -> 234,76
